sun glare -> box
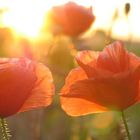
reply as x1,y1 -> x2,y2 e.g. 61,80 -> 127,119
0,0 -> 139,40
1,0 -> 52,38
0,0 -> 94,38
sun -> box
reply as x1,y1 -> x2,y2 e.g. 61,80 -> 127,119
1,0 -> 56,38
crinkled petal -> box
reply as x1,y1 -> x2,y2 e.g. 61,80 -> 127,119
60,67 -> 107,116
76,50 -> 99,77
127,52 -> 140,103
19,63 -> 54,112
61,66 -> 87,89
129,52 -> 140,70
61,67 -> 87,94
65,72 -> 139,110
97,41 -> 130,73
76,50 -> 112,78
76,50 -> 99,66
138,82 -> 140,101
0,58 -> 36,117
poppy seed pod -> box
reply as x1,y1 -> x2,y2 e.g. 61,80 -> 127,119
49,2 -> 95,37
60,41 -> 140,116
0,58 -> 54,117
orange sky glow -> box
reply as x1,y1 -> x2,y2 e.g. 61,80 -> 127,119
0,0 -> 139,41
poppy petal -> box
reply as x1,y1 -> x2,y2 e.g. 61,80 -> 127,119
19,63 -> 54,112
61,67 -> 87,94
61,41 -> 140,116
61,97 -> 108,116
137,81 -> 140,101
66,73 -> 139,111
76,51 -> 99,77
76,50 -> 112,78
126,53 -> 140,91
61,67 -> 107,116
51,2 -> 95,36
52,6 -> 69,31
97,41 -> 129,73
65,2 -> 94,36
0,58 -> 37,117
76,50 -> 99,66
129,53 -> 140,70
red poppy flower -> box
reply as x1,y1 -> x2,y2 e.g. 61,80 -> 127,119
60,41 -> 140,116
0,58 -> 54,118
50,2 -> 95,37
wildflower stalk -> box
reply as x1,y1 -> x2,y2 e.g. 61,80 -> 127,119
106,8 -> 118,44
121,111 -> 131,140
0,118 -> 11,140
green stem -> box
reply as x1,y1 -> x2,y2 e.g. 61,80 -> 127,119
121,111 -> 131,140
0,118 -> 11,140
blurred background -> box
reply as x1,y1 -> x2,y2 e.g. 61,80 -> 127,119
0,0 -> 140,140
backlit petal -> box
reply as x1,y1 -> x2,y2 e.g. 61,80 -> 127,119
0,58 -> 36,117
76,50 -> 112,78
76,50 -> 99,77
66,73 -> 139,110
129,53 -> 140,70
76,50 -> 99,66
61,67 -> 87,95
61,67 -> 107,116
97,41 -> 129,73
61,97 -> 107,116
19,63 -> 54,112
61,41 -> 140,116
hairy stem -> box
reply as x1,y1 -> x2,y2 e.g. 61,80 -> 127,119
121,111 -> 131,140
0,118 -> 11,140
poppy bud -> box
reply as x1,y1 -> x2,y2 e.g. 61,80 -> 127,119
124,3 -> 130,16
46,2 -> 95,37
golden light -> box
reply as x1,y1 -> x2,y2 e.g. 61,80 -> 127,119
112,19 -> 130,40
92,112 -> 114,129
92,0 -> 140,41
0,0 -> 139,40
1,0 -> 93,38
1,0 -> 53,38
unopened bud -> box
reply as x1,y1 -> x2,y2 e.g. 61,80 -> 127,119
124,3 -> 130,15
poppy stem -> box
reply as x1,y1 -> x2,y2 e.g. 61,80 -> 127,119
121,111 -> 131,140
0,118 -> 11,140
